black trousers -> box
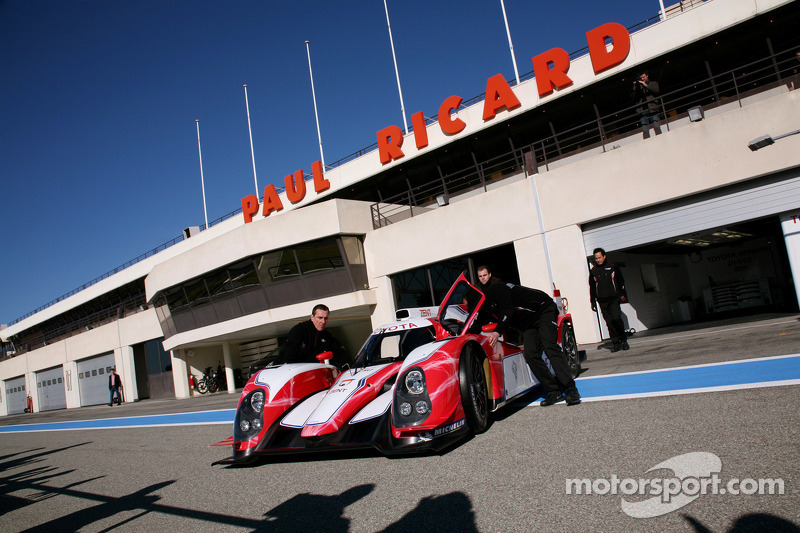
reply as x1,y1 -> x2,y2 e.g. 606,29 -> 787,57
599,298 -> 626,345
520,305 -> 576,394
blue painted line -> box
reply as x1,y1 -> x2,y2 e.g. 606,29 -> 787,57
2,355 -> 799,433
575,354 -> 800,398
0,409 -> 235,434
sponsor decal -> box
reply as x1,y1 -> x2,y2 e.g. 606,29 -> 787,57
373,322 -> 422,334
433,418 -> 466,437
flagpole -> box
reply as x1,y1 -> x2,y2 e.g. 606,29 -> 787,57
195,119 -> 209,229
500,0 -> 520,86
243,84 -> 259,197
383,0 -> 409,134
305,40 -> 326,169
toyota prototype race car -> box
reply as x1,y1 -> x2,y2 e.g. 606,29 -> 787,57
213,274 -> 581,465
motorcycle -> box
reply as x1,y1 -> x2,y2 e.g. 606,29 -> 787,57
195,366 -> 215,394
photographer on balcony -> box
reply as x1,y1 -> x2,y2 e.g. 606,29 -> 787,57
632,70 -> 662,138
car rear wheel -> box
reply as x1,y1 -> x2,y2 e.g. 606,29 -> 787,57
562,322 -> 581,379
459,345 -> 489,434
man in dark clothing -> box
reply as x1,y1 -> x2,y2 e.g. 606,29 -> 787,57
108,368 -> 122,406
589,248 -> 629,352
279,304 -> 347,368
632,70 -> 661,138
476,266 -> 580,406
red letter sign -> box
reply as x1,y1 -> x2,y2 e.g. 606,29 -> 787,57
586,22 -> 630,74
377,125 -> 404,164
532,48 -> 573,97
482,74 -> 521,121
285,170 -> 306,204
411,111 -> 429,149
242,194 -> 259,224
261,184 -> 284,217
439,95 -> 466,135
312,160 -> 330,193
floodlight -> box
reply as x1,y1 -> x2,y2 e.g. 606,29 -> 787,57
748,135 -> 775,151
688,106 -> 704,122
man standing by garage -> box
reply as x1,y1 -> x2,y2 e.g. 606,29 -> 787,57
589,248 -> 629,352
108,368 -> 123,406
279,304 -> 347,368
476,266 -> 581,406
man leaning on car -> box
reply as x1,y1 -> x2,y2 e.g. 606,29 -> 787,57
476,266 -> 581,406
278,304 -> 347,368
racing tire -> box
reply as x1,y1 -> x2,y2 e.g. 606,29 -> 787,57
561,322 -> 581,379
196,379 -> 208,394
459,345 -> 489,434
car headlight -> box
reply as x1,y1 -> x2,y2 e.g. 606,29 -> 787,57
405,370 -> 425,394
250,390 -> 265,412
240,419 -> 251,432
393,367 -> 432,427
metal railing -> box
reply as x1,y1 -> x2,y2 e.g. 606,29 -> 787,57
371,47 -> 800,229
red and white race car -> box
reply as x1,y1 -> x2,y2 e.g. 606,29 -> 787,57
214,274 -> 581,464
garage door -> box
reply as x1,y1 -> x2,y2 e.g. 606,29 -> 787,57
77,353 -> 116,406
4,376 -> 27,414
582,171 -> 800,255
36,366 -> 67,412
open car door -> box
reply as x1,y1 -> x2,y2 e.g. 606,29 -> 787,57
437,273 -> 485,337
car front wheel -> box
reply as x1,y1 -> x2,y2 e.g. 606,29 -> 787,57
459,345 -> 489,434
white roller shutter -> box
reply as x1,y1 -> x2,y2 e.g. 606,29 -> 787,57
36,366 -> 67,411
582,171 -> 800,255
77,352 -> 116,406
4,376 -> 27,414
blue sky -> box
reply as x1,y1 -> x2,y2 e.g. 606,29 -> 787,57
0,1 -> 660,324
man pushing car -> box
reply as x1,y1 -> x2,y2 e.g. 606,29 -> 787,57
278,304 -> 347,368
476,266 -> 581,406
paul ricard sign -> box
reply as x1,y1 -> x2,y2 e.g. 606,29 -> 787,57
242,22 -> 632,223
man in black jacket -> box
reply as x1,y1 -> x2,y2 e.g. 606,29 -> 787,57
279,304 -> 347,367
477,266 -> 580,406
632,70 -> 661,138
589,248 -> 629,352
108,368 -> 123,406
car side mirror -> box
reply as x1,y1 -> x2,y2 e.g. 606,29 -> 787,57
316,351 -> 334,365
481,323 -> 498,332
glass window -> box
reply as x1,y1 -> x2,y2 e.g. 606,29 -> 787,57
393,268 -> 433,308
165,285 -> 189,314
184,278 -> 211,307
58,377 -> 62,383
92,370 -> 97,376
205,268 -> 235,300
257,250 -> 298,282
99,368 -> 105,374
228,259 -> 261,292
342,236 -> 365,265
296,238 -> 342,274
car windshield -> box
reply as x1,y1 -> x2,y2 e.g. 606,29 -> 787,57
353,324 -> 437,367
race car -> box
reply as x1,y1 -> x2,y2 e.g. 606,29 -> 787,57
213,274 -> 581,464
